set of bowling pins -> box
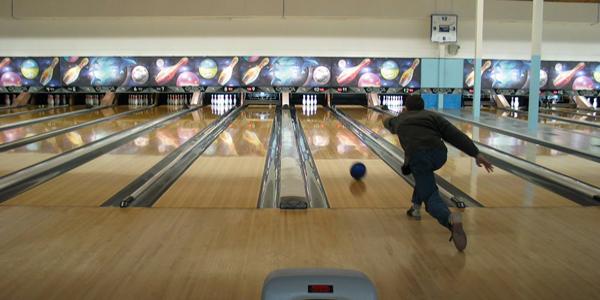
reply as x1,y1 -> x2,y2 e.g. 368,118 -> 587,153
510,97 -> 520,110
86,94 -> 101,106
380,95 -> 403,108
302,95 -> 318,116
128,94 -> 150,106
47,94 -> 67,106
167,94 -> 188,106
211,94 -> 236,115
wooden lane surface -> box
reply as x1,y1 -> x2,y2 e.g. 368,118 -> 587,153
297,107 -> 413,208
0,105 -> 85,126
478,107 -> 600,137
154,106 -> 276,208
2,107 -> 217,207
0,106 -> 36,115
341,106 -> 578,208
0,106 -> 133,144
0,107 -> 174,177
542,109 -> 600,123
448,119 -> 600,187
0,206 -> 598,299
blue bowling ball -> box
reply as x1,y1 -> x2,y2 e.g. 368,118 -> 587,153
350,162 -> 367,180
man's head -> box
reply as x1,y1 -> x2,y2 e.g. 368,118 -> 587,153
405,95 -> 425,111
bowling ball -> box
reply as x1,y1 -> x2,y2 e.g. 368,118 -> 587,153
20,59 -> 39,80
357,72 -> 381,87
380,60 -> 399,80
272,57 -> 307,86
90,57 -> 126,86
350,162 -> 367,180
199,58 -> 218,79
0,72 -> 22,87
593,65 -> 600,83
177,71 -> 200,87
572,76 -> 594,90
131,65 -> 149,85
312,66 -> 331,85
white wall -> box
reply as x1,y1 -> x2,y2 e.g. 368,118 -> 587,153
0,0 -> 599,61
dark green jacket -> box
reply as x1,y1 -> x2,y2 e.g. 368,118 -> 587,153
383,110 -> 479,160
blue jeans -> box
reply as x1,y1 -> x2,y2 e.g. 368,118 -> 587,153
408,149 -> 451,229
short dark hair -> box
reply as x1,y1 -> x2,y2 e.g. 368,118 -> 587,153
406,95 -> 424,111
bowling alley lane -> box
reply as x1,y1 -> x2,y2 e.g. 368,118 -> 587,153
0,106 -> 36,115
0,106 -> 134,144
297,107 -> 413,208
3,107 -> 218,207
540,109 -> 600,123
0,106 -> 174,178
448,120 -> 600,187
340,106 -> 578,208
478,107 -> 600,137
0,105 -> 87,126
154,106 -> 275,208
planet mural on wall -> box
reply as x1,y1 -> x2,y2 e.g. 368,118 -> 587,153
593,65 -> 600,83
20,59 -> 40,80
0,72 -> 22,86
199,58 -> 218,79
89,57 -> 127,86
312,66 -> 331,85
491,60 -> 527,89
131,65 -> 150,85
357,72 -> 381,87
177,71 -> 200,87
380,60 -> 399,80
572,76 -> 594,90
271,57 -> 307,86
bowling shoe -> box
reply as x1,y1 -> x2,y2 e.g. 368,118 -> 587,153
449,213 -> 467,252
406,206 -> 421,220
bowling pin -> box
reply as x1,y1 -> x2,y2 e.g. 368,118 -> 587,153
155,57 -> 189,85
400,96 -> 404,107
218,57 -> 239,86
593,98 -> 598,109
515,97 -> 520,109
5,94 -> 10,106
40,57 -> 59,86
48,94 -> 54,106
0,57 -> 10,69
63,58 -> 89,85
336,58 -> 371,86
242,57 -> 270,85
302,95 -> 306,106
510,97 -> 515,109
553,62 -> 585,88
400,58 -> 420,87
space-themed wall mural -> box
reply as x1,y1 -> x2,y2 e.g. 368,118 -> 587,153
2,55 -> 600,91
331,58 -> 421,88
464,59 -> 600,91
0,57 -> 61,88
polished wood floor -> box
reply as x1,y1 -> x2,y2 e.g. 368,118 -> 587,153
0,206 -> 598,299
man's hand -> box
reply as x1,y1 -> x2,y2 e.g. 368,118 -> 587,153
475,154 -> 494,173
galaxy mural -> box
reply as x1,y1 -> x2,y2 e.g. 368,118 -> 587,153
463,59 -> 532,90
0,57 -> 61,88
60,57 -> 153,87
331,57 -> 421,88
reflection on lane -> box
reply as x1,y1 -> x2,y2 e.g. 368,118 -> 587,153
341,106 -> 577,208
0,105 -> 85,126
2,107 -> 219,207
154,106 -> 275,208
0,107 -> 176,177
0,106 -> 133,144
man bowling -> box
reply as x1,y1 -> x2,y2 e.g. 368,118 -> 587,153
383,95 -> 494,251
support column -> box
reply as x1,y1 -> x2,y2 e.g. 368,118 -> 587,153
437,44 -> 445,110
528,0 -> 544,133
473,0 -> 484,121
